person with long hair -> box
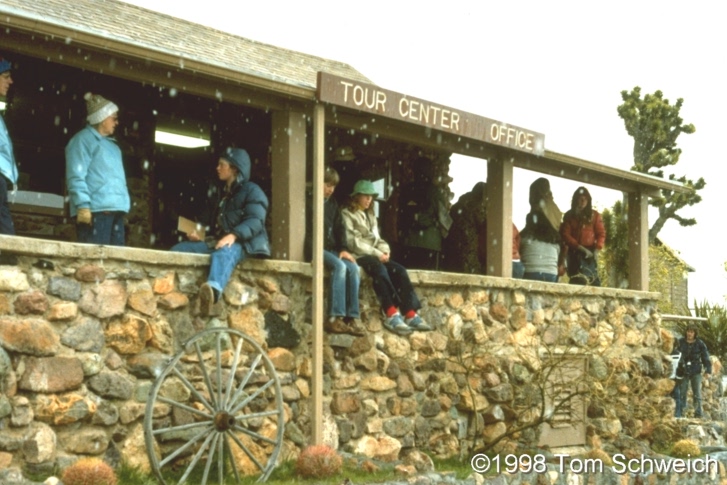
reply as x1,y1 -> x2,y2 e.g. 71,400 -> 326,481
341,180 -> 431,336
560,186 -> 605,286
519,177 -> 564,282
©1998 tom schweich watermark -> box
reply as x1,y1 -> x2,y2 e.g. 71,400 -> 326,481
471,453 -> 719,475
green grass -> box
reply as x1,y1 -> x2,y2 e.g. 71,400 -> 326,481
115,455 -> 476,485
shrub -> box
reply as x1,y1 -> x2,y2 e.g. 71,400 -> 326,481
295,445 -> 343,479
584,448 -> 612,466
61,458 -> 117,485
671,439 -> 700,458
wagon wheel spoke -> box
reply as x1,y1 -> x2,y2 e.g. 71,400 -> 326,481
228,353 -> 263,410
229,378 -> 274,416
215,332 -> 223,411
231,424 -> 278,446
153,421 -> 210,437
234,409 -> 281,421
217,432 -> 225,485
159,425 -> 214,468
195,340 -> 219,410
156,397 -> 213,421
225,434 -> 241,484
178,431 -> 217,485
170,365 -> 215,412
223,338 -> 244,409
227,429 -> 266,473
201,433 -> 220,485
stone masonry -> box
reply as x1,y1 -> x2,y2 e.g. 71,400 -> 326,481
0,235 -> 719,481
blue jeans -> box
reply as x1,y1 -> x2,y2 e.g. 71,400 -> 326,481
512,261 -> 525,279
676,373 -> 703,417
523,272 -> 558,283
77,211 -> 125,246
324,250 -> 360,319
0,176 -> 15,235
171,240 -> 244,294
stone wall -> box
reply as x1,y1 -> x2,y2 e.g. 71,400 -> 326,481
0,235 -> 712,478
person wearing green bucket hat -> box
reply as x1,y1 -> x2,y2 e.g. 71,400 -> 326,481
341,179 -> 432,336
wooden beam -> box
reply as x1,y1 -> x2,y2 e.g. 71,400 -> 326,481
329,110 -> 688,197
310,103 -> 325,446
628,191 -> 649,291
486,157 -> 513,277
270,111 -> 307,261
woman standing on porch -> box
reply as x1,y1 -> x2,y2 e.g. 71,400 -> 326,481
519,177 -> 565,282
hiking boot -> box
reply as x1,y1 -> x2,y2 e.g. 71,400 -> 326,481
406,314 -> 432,331
344,318 -> 367,337
325,317 -> 351,334
198,282 -> 214,316
383,313 -> 412,336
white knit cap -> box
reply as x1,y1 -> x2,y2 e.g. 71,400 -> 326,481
84,92 -> 119,125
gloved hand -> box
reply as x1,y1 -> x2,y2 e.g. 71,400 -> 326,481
593,249 -> 600,261
77,208 -> 92,225
578,245 -> 593,259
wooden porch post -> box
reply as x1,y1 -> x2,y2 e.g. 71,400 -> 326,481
270,110 -> 307,261
628,190 -> 649,291
486,157 -> 514,277
310,104 -> 325,445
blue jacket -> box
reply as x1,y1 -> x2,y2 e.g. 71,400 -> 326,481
208,154 -> 270,257
65,125 -> 130,216
0,114 -> 18,184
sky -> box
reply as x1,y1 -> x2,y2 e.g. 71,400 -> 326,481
125,0 -> 726,306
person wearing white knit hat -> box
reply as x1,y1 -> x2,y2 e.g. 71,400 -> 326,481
65,92 -> 130,245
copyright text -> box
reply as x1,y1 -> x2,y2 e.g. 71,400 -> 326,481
471,453 -> 718,475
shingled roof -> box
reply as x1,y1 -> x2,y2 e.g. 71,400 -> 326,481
0,0 -> 371,92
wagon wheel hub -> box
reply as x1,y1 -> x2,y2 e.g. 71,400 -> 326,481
214,411 -> 236,432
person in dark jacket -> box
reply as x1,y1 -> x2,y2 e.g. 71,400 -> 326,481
674,324 -> 712,418
442,181 -> 488,274
172,148 -> 270,315
305,167 -> 364,336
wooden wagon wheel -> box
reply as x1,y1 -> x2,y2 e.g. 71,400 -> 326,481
143,327 -> 285,484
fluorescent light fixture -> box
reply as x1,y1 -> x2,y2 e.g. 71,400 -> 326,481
155,130 -> 210,148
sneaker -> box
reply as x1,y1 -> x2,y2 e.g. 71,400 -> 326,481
405,314 -> 432,331
325,317 -> 352,334
383,313 -> 412,336
198,282 -> 214,316
344,318 -> 367,337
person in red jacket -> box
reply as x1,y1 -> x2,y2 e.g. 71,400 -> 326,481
560,186 -> 605,286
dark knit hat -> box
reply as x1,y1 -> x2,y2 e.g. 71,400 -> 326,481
85,92 -> 119,125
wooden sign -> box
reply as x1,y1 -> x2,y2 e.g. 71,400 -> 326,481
317,72 -> 545,156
